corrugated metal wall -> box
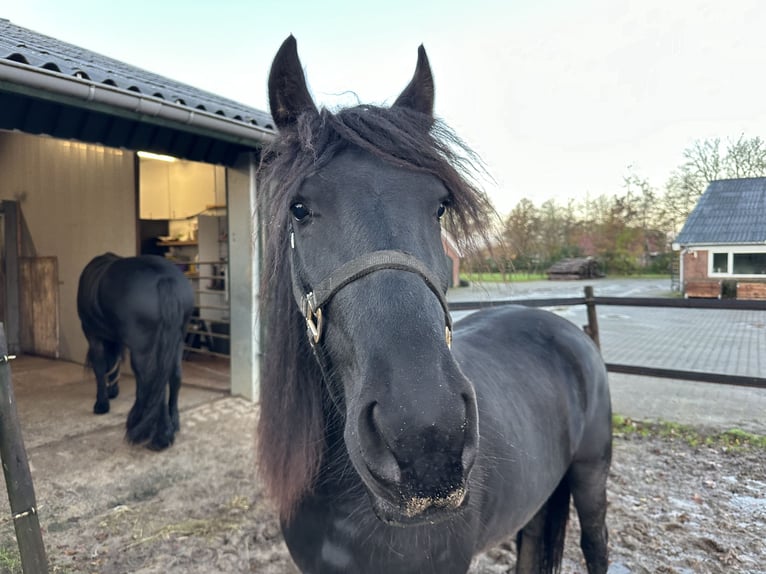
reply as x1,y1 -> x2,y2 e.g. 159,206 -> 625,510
0,130 -> 136,363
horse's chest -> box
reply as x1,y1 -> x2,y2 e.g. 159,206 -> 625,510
284,501 -> 474,574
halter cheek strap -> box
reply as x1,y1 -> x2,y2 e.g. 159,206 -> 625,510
289,236 -> 453,349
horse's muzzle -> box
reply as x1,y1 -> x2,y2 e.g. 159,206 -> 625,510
356,391 -> 479,526
369,483 -> 471,527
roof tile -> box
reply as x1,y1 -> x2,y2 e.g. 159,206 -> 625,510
0,18 -> 274,131
675,177 -> 766,245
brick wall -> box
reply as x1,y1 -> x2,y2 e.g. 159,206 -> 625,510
683,249 -> 709,281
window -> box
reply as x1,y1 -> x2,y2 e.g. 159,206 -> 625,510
712,252 -> 729,274
708,249 -> 766,276
733,252 -> 766,275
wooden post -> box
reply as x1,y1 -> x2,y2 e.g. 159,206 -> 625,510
0,324 -> 48,573
583,285 -> 601,350
2,201 -> 21,354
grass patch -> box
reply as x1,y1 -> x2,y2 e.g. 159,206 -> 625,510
460,272 -> 671,284
0,544 -> 21,574
460,272 -> 547,283
123,496 -> 251,549
612,414 -> 766,450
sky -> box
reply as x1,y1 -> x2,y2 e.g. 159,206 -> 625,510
6,0 -> 766,215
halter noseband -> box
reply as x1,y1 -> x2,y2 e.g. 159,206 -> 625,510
289,233 -> 453,350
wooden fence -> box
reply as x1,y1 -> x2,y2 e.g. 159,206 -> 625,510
449,286 -> 766,389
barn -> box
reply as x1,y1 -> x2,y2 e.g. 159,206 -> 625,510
0,19 -> 275,399
673,178 -> 766,300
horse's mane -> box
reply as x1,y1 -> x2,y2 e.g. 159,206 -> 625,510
256,103 -> 495,521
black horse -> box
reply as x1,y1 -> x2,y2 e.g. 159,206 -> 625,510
77,253 -> 194,450
257,36 -> 612,574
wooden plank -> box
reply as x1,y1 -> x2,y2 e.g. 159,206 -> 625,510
2,201 -> 21,354
737,282 -> 766,300
684,280 -> 721,299
0,324 -> 49,572
19,258 -> 60,358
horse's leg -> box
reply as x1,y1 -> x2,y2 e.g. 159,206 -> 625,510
569,458 -> 610,574
131,345 -> 174,451
148,380 -> 174,451
126,349 -> 154,444
87,337 -> 111,414
515,477 -> 570,574
168,347 -> 183,433
105,341 -> 122,400
515,506 -> 546,573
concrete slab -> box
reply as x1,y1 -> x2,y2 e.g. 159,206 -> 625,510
8,356 -> 227,450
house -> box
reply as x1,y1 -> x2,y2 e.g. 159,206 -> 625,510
0,19 -> 276,399
673,178 -> 766,299
441,229 -> 462,287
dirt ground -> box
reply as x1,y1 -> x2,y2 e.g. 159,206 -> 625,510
2,386 -> 765,574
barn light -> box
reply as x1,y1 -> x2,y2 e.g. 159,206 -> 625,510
137,151 -> 177,162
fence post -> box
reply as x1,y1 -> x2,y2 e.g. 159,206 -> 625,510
0,323 -> 48,573
583,285 -> 601,350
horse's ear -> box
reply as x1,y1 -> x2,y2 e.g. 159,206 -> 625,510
393,45 -> 434,117
268,35 -> 318,129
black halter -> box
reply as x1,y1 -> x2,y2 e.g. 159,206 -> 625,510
289,231 -> 454,413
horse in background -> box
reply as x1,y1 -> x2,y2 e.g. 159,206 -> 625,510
256,36 -> 612,574
77,253 -> 194,450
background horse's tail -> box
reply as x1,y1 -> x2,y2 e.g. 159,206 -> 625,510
126,276 -> 188,445
542,475 -> 570,574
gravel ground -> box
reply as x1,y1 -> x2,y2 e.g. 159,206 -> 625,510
1,397 -> 763,574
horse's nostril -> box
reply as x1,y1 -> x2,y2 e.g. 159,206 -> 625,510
460,392 -> 479,477
360,402 -> 401,485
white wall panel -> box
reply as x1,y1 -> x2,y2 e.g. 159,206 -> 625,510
0,130 -> 136,363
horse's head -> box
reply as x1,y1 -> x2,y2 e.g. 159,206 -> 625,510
260,36 -> 492,526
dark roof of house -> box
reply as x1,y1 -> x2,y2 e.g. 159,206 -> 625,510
675,178 -> 766,245
0,19 -> 274,164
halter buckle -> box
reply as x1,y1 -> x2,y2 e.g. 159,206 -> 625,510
303,292 -> 323,344
306,307 -> 323,344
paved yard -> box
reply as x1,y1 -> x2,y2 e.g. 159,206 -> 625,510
448,278 -> 766,433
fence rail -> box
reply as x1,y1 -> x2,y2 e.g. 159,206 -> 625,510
449,286 -> 766,389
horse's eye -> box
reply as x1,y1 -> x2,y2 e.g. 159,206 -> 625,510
290,202 -> 311,222
437,202 -> 448,220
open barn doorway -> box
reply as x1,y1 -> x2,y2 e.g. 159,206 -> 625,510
136,153 -> 230,392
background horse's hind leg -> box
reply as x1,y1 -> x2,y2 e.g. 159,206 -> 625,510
105,341 -> 122,399
168,347 -> 183,433
127,347 -> 174,451
569,457 -> 610,574
86,336 -> 110,414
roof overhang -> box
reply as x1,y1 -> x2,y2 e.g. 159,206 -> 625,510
0,59 -> 276,165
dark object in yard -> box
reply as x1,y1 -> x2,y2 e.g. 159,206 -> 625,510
547,256 -> 603,280
256,36 -> 613,574
77,253 -> 194,450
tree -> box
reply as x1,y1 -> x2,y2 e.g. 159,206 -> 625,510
663,135 -> 766,227
723,135 -> 766,178
503,198 -> 539,265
